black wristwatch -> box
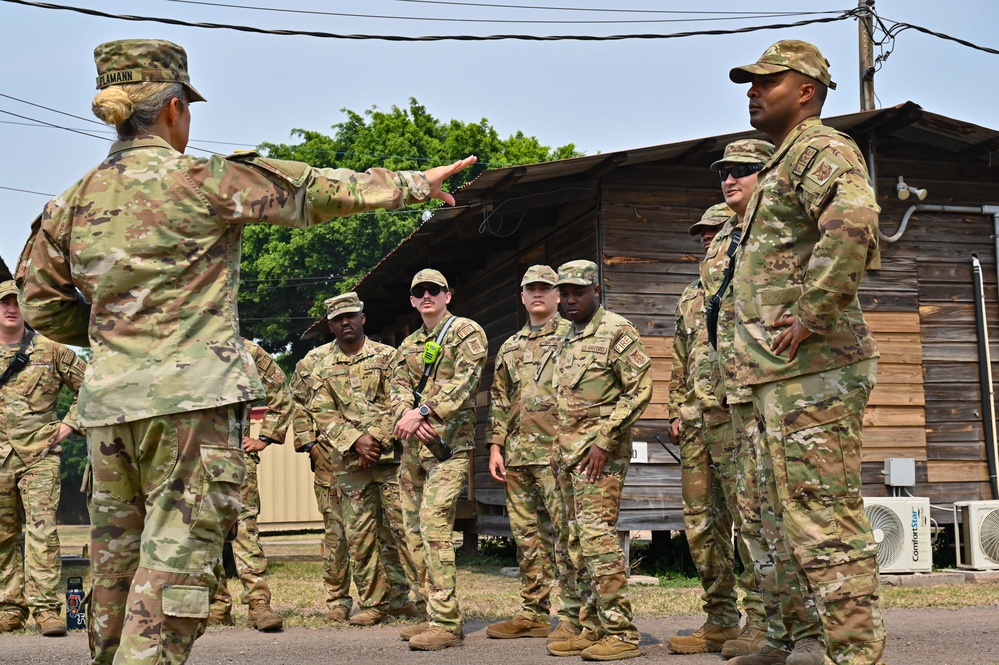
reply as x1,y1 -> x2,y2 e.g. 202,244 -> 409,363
259,435 -> 279,446
300,441 -> 317,454
418,404 -> 431,418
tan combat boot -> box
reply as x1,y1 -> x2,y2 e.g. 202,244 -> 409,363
723,625 -> 768,657
348,608 -> 387,626
326,605 -> 350,623
207,604 -> 234,627
0,611 -> 25,633
399,621 -> 430,641
728,644 -> 791,665
548,619 -> 582,643
247,599 -> 283,632
580,635 -> 642,661
786,638 -> 825,665
547,628 -> 598,657
408,624 -> 463,651
35,610 -> 67,637
485,613 -> 551,639
667,621 -> 741,654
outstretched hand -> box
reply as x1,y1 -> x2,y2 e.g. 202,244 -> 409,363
425,156 -> 478,206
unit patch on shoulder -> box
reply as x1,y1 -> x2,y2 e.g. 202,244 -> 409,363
792,146 -> 819,177
806,158 -> 838,188
466,336 -> 485,357
613,333 -> 637,355
456,323 -> 475,340
628,347 -> 651,369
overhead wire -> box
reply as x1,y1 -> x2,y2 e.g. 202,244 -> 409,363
378,0 -> 841,16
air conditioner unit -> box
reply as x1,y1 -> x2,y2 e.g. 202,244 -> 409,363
953,500 -> 999,570
862,496 -> 932,573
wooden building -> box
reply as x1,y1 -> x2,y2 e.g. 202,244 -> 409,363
347,102 -> 999,536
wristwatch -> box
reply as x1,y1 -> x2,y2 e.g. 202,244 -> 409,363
300,441 -> 317,454
418,404 -> 431,418
259,435 -> 279,446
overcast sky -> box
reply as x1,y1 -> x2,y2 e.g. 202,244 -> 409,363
1,0 -> 996,272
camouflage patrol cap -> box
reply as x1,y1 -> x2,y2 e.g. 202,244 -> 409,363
688,203 -> 735,237
555,260 -> 599,287
521,264 -> 558,287
729,40 -> 836,90
0,280 -> 18,300
709,139 -> 776,170
94,39 -> 207,103
325,292 -> 363,319
410,268 -> 449,290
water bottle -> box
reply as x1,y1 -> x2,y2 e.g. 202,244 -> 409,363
66,576 -> 86,631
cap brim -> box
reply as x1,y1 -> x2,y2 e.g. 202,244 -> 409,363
327,307 -> 362,319
521,279 -> 556,287
709,155 -> 763,170
184,83 -> 207,103
688,222 -> 725,237
411,280 -> 448,289
729,63 -> 789,83
554,278 -> 593,286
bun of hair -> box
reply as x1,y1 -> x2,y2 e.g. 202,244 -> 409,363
92,87 -> 134,125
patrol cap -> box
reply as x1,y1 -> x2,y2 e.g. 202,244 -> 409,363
729,40 -> 836,90
325,292 -> 363,319
94,39 -> 207,103
709,139 -> 776,171
520,264 -> 558,287
688,203 -> 735,237
0,280 -> 18,300
555,260 -> 599,287
410,268 -> 449,290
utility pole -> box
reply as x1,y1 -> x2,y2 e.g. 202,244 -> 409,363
858,0 -> 876,111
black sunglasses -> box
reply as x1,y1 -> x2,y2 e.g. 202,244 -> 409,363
411,284 -> 446,298
717,163 -> 765,181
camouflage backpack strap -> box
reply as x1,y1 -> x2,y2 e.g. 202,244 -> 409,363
0,327 -> 35,389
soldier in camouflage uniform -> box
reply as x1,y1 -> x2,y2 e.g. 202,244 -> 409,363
727,41 -> 884,665
290,342 -> 354,623
666,204 -> 744,655
310,292 -> 418,627
546,260 -> 652,662
708,141 -> 825,665
0,281 -> 85,637
391,269 -> 488,651
209,339 -> 292,632
15,39 -> 475,664
485,265 -> 578,642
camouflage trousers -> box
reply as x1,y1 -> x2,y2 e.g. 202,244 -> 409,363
556,455 -> 639,644
732,401 -> 823,648
0,452 -> 61,619
337,463 -> 415,613
88,405 -> 244,665
752,359 -> 884,664
212,453 -> 273,610
398,446 -> 470,631
314,478 -> 352,613
504,463 -> 578,625
678,416 -> 739,628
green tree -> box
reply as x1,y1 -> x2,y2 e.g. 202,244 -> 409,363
239,98 -> 579,369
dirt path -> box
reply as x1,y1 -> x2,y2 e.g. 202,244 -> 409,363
1,607 -> 996,664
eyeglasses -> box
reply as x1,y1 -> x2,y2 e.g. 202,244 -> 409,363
411,284 -> 446,298
717,163 -> 765,181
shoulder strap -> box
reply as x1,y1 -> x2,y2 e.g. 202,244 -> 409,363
0,328 -> 36,389
412,316 -> 457,406
706,229 -> 742,350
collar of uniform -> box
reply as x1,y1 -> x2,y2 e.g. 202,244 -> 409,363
523,315 -> 560,339
772,116 -> 823,165
421,310 -> 453,336
331,337 -> 374,362
107,135 -> 178,158
568,305 -> 605,340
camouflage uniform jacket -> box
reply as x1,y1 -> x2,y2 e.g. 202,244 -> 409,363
16,136 -> 431,428
733,117 -> 880,386
0,332 -> 85,464
669,280 -> 729,430
312,338 -> 401,474
486,316 -> 570,466
554,306 -> 653,467
244,339 -> 293,445
290,342 -> 338,484
701,214 -> 752,405
390,312 -> 488,455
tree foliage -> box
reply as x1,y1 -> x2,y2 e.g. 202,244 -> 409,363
238,98 -> 579,369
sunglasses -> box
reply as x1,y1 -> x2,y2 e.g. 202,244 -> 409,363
717,163 -> 765,181
411,284 -> 446,298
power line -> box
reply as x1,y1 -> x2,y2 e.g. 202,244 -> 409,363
0,92 -> 105,126
160,0 -> 831,25
2,0 -> 858,41
0,108 -> 112,142
879,14 -> 999,57
380,0 -> 841,16
0,184 -> 55,196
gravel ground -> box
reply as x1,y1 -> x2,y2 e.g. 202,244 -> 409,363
1,607 -> 997,665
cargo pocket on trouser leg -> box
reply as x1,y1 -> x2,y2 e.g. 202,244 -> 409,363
158,584 -> 211,664
810,567 -> 885,664
188,445 -> 245,572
